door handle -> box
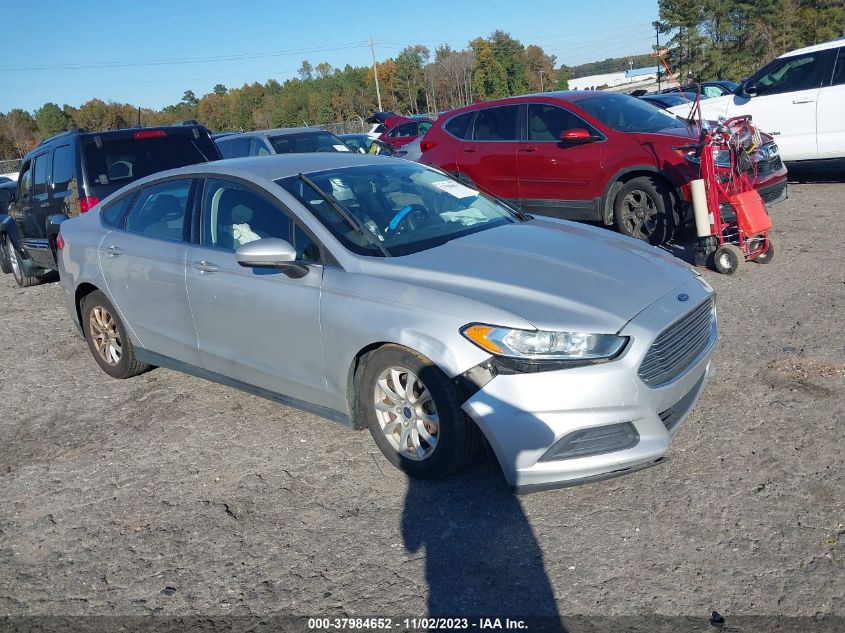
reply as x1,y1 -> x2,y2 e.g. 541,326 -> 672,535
462,148 -> 477,153
104,245 -> 124,257
519,146 -> 539,152
792,98 -> 815,104
191,260 -> 220,273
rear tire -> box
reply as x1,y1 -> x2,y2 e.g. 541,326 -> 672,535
8,241 -> 44,287
0,235 -> 11,274
614,176 -> 677,245
361,345 -> 479,479
755,237 -> 775,264
713,244 -> 744,275
81,290 -> 150,379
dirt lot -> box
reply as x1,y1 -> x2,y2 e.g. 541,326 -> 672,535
0,180 -> 843,633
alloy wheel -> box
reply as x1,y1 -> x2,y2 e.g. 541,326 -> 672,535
89,305 -> 122,366
373,366 -> 439,461
619,189 -> 659,239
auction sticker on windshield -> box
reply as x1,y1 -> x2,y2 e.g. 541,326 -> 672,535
430,180 -> 478,198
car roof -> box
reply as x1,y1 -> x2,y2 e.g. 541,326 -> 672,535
24,124 -> 211,158
780,37 -> 844,58
120,153 -> 397,190
244,127 -> 331,137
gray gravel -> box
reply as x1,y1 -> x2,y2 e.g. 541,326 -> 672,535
0,181 -> 843,632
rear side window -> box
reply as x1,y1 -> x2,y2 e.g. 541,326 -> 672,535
82,134 -> 211,187
52,145 -> 74,192
125,179 -> 192,241
101,193 -> 136,227
444,112 -> 474,139
202,178 -> 292,251
473,106 -> 520,141
249,137 -> 272,156
528,104 -> 591,141
33,153 -> 49,196
387,123 -> 416,138
226,137 -> 251,158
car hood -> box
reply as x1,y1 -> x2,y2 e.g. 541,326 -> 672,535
361,219 -> 696,333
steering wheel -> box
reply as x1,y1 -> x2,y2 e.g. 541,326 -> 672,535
385,204 -> 430,235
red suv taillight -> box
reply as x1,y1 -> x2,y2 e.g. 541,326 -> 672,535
420,140 -> 436,152
56,233 -> 65,251
78,196 -> 99,213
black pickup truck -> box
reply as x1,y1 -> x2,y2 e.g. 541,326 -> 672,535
0,124 -> 221,287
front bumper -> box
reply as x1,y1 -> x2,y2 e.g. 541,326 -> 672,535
462,276 -> 716,490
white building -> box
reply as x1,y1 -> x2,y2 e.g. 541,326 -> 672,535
569,66 -> 659,91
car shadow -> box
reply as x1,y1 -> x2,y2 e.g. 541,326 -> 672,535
785,162 -> 845,184
401,391 -> 568,631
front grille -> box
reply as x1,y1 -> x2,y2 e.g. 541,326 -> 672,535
638,298 -> 715,387
659,372 -> 706,432
759,181 -> 787,205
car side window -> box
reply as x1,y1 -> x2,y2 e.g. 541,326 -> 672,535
387,123 -> 415,138
249,137 -> 271,156
202,178 -> 292,251
215,139 -> 232,158
473,105 -> 520,141
831,48 -> 845,86
753,52 -> 826,95
444,112 -> 474,139
703,86 -> 722,98
33,153 -> 49,197
101,193 -> 136,227
17,161 -> 32,201
227,137 -> 251,158
125,179 -> 192,241
418,121 -> 432,134
528,104 -> 589,141
52,145 -> 74,193
294,223 -> 321,263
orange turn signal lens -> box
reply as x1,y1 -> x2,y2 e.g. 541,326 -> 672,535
461,324 -> 503,354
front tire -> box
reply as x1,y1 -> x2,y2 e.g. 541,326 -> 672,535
361,345 -> 479,479
614,176 -> 676,245
81,290 -> 150,379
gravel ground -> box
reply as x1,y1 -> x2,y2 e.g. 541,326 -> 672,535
0,181 -> 843,633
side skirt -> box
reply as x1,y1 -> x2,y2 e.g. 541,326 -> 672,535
134,348 -> 354,428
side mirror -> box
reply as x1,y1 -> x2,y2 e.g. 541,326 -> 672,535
559,128 -> 595,144
235,238 -> 308,277
744,83 -> 758,98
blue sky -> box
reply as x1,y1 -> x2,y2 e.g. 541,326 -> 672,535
1,0 -> 659,113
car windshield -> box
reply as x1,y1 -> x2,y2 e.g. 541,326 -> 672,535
576,93 -> 687,133
277,162 -> 519,257
268,131 -> 350,154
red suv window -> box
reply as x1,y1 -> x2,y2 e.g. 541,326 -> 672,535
473,106 -> 520,141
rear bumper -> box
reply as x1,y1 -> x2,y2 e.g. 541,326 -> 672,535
462,276 -> 717,490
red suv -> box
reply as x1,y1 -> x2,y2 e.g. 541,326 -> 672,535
419,92 -> 788,243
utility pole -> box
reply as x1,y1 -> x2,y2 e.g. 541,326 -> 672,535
369,37 -> 383,112
653,21 -> 662,90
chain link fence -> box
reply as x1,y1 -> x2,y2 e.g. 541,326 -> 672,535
0,158 -> 22,176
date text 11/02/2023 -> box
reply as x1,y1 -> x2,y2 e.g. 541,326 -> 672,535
307,617 -> 530,630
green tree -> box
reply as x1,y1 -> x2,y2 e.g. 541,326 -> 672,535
470,37 -> 508,99
298,60 -> 314,80
35,102 -> 72,138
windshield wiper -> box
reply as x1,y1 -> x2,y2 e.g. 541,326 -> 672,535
297,173 -> 390,257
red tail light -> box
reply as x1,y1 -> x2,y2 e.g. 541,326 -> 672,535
56,233 -> 65,251
133,130 -> 167,139
420,140 -> 436,152
79,196 -> 99,213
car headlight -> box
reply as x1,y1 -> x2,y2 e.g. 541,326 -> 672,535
684,148 -> 731,167
461,324 -> 627,361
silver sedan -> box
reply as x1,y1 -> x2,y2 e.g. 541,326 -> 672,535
57,154 -> 716,490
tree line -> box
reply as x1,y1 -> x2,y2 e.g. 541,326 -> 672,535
2,5 -> 843,161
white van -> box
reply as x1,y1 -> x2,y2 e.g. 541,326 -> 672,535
668,38 -> 845,163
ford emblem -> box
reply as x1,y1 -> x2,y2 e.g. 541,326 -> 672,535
677,293 -> 689,302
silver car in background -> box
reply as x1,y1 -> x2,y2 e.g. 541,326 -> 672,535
57,154 -> 716,490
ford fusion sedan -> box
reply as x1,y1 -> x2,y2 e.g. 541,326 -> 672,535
57,154 -> 716,490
